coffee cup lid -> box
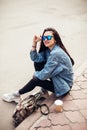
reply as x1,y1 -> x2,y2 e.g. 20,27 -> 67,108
54,100 -> 63,105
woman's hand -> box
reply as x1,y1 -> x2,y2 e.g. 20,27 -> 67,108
33,35 -> 41,44
32,35 -> 41,50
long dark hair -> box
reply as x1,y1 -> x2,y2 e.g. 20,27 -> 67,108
39,27 -> 74,66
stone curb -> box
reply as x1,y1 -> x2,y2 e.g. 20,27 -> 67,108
15,60 -> 87,130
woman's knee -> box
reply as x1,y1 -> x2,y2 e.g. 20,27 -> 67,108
32,76 -> 41,83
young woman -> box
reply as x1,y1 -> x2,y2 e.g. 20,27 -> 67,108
2,27 -> 74,103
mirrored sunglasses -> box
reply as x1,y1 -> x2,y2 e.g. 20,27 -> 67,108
42,35 -> 53,41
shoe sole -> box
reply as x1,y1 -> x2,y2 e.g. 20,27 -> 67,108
2,97 -> 19,103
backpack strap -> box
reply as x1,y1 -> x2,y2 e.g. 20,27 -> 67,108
37,103 -> 50,115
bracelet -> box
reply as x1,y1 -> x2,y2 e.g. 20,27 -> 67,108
32,45 -> 36,48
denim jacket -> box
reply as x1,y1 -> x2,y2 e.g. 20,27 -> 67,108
30,44 -> 74,97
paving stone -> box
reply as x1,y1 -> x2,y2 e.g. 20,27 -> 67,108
80,81 -> 87,89
82,88 -> 87,94
75,75 -> 86,82
49,104 -> 56,113
36,119 -> 51,128
62,93 -> 73,101
74,73 -> 87,87
70,90 -> 87,99
73,99 -> 87,109
64,111 -> 85,123
63,100 -> 78,111
52,125 -> 70,130
38,127 -> 52,130
82,70 -> 87,79
71,83 -> 81,91
70,123 -> 87,130
48,112 -> 69,125
80,109 -> 87,120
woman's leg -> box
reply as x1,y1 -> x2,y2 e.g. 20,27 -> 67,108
19,77 -> 55,95
34,62 -> 47,92
34,62 -> 46,71
2,62 -> 48,103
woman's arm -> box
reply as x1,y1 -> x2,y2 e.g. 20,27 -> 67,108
30,50 -> 46,62
31,35 -> 41,51
34,54 -> 63,80
30,35 -> 46,62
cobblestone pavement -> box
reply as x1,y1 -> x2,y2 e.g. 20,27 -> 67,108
15,68 -> 87,130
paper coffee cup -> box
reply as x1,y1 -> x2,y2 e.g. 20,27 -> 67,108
54,100 -> 63,112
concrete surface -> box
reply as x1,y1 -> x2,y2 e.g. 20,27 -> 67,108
0,0 -> 87,130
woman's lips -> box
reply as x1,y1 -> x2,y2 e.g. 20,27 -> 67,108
44,41 -> 49,46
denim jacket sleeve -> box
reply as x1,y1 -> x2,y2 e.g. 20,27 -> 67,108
30,50 -> 46,62
34,53 -> 63,80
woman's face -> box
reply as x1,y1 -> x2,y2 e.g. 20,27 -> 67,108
42,31 -> 56,50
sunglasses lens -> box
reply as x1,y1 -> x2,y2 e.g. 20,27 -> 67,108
47,35 -> 52,40
42,35 -> 53,41
42,36 -> 46,41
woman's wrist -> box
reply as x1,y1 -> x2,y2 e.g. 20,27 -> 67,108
32,42 -> 37,50
32,41 -> 37,47
32,45 -> 36,48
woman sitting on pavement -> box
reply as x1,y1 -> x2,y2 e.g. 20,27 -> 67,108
2,27 -> 74,103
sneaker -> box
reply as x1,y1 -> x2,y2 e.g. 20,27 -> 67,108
2,92 -> 20,103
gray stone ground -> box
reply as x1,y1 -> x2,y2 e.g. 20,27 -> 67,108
0,0 -> 87,130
